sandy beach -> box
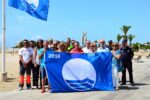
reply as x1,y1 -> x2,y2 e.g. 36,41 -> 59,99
0,53 -> 19,91
0,52 -> 150,100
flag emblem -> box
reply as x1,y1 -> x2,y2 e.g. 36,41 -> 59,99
21,0 -> 39,12
62,58 -> 96,91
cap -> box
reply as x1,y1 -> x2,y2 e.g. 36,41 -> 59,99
122,40 -> 127,43
108,40 -> 113,43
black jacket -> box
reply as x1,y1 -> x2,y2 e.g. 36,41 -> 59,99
120,46 -> 134,62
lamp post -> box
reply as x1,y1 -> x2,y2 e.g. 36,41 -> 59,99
1,0 -> 7,82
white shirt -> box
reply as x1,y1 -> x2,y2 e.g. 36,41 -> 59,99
82,47 -> 90,53
96,47 -> 110,52
19,47 -> 33,63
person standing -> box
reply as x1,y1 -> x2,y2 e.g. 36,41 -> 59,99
29,40 -> 37,88
56,42 -> 66,52
32,39 -> 43,89
111,42 -> 122,90
97,39 -> 109,52
67,40 -> 75,51
70,42 -> 83,53
82,40 -> 91,53
38,40 -> 53,93
93,41 -> 98,51
120,40 -> 134,86
89,43 -> 96,53
107,40 -> 113,51
19,39 -> 33,90
66,38 -> 71,51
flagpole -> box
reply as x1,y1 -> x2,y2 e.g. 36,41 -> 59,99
1,0 -> 7,82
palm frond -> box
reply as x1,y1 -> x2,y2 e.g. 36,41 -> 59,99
121,25 -> 132,35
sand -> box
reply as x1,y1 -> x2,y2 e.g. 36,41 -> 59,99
0,53 -> 19,91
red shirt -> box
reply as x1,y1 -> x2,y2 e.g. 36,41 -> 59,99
70,48 -> 84,53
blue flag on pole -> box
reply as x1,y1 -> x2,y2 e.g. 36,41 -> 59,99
45,52 -> 114,93
8,0 -> 49,21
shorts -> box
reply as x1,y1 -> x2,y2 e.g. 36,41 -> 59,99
40,67 -> 46,79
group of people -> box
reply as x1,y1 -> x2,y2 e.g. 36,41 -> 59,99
18,38 -> 134,93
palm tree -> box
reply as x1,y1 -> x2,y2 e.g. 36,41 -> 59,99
128,34 -> 136,46
121,25 -> 132,41
117,34 -> 122,43
17,41 -> 23,48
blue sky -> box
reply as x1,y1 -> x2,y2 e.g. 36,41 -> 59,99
0,0 -> 150,47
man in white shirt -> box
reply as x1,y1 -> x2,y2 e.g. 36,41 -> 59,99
19,39 -> 33,90
97,39 -> 110,52
82,40 -> 91,53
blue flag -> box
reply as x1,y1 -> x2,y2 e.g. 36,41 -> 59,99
45,52 -> 114,93
8,0 -> 49,21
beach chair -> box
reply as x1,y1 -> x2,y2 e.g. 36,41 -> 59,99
133,55 -> 142,63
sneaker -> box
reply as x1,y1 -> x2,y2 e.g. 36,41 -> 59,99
131,83 -> 135,86
19,87 -> 23,91
120,83 -> 126,85
116,87 -> 119,90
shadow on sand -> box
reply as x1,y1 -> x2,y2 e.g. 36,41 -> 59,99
119,82 -> 149,90
5,78 -> 16,82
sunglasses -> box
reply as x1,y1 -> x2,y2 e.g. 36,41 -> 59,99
100,42 -> 105,43
23,42 -> 28,44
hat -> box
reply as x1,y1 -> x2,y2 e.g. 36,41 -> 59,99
108,40 -> 113,43
122,40 -> 127,43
